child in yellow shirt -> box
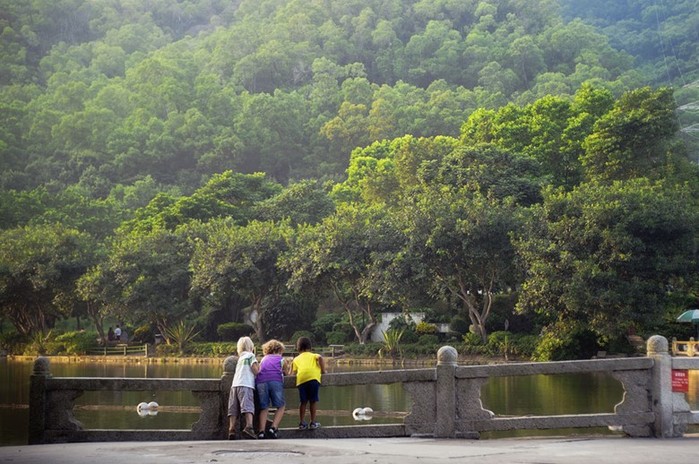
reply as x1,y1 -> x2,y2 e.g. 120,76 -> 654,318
291,336 -> 326,429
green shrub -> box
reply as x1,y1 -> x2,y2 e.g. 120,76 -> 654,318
605,334 -> 637,355
388,315 -> 416,332
387,315 -> 418,343
343,342 -> 383,357
415,321 -> 437,335
417,334 -> 439,346
132,325 -> 155,344
214,342 -> 238,356
312,313 -> 344,344
401,329 -> 419,344
532,324 -> 599,361
332,322 -> 354,339
449,316 -> 470,336
24,330 -> 54,355
326,330 -> 349,345
55,330 -> 98,355
379,328 -> 404,359
403,343 -> 439,357
487,331 -> 539,359
155,343 -> 180,356
460,332 -> 487,355
217,322 -> 254,342
0,331 -> 27,355
290,330 -> 315,346
462,332 -> 482,346
486,331 -> 512,356
509,334 -> 538,358
188,342 -> 237,357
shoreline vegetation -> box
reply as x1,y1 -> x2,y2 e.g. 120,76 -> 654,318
4,353 -> 505,367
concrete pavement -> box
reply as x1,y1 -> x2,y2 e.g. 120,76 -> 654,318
2,435 -> 699,464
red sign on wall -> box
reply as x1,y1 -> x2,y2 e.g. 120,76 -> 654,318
672,369 -> 689,393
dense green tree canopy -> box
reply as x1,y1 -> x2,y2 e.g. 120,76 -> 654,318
1,1 -> 698,359
515,179 -> 699,346
3,0 -> 684,195
190,219 -> 294,341
0,223 -> 99,336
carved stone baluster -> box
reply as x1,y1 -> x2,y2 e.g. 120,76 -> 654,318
191,390 -> 222,439
456,377 -> 494,436
403,381 -> 436,436
611,369 -> 651,437
45,389 -> 84,431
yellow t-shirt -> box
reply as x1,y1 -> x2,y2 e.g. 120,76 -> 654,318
292,351 -> 322,386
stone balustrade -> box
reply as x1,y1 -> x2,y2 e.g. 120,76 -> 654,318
28,335 -> 699,444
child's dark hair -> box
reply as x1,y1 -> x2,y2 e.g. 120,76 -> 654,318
296,336 -> 312,352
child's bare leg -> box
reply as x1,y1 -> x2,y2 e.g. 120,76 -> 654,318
258,409 -> 269,432
299,401 -> 307,424
272,405 -> 285,428
228,416 -> 237,435
310,401 -> 318,423
244,412 -> 254,429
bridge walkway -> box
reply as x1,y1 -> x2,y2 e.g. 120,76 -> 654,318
2,435 -> 699,464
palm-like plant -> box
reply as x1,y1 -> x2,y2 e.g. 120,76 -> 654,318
164,321 -> 200,354
29,330 -> 53,355
379,328 -> 404,361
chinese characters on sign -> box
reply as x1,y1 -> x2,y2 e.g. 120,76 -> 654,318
672,369 -> 689,393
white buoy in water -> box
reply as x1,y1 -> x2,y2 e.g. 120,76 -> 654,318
352,406 -> 374,420
137,402 -> 149,417
137,401 -> 159,416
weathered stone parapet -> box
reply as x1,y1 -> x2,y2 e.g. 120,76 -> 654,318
455,357 -> 653,378
28,336 -> 699,443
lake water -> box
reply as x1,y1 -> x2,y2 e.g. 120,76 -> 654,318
1,357 -> 697,445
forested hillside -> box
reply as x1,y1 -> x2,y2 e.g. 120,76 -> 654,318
560,0 -> 699,161
1,0 -> 698,360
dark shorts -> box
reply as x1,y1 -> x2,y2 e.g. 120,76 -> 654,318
297,379 -> 320,403
256,381 -> 285,409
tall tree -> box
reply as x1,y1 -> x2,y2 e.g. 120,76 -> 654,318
102,226 -> 195,341
189,219 -> 293,342
282,204 -> 404,344
515,179 -> 699,352
0,223 -> 98,336
402,188 -> 522,342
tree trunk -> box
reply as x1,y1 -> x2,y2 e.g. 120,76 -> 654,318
244,297 -> 265,343
360,321 -> 377,344
464,299 -> 487,343
86,302 -> 105,344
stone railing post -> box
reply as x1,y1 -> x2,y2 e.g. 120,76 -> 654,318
28,356 -> 51,444
647,335 -> 674,438
220,355 -> 237,432
434,346 -> 457,438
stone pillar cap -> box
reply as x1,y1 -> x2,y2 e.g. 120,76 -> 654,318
646,335 -> 668,355
437,346 -> 458,365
